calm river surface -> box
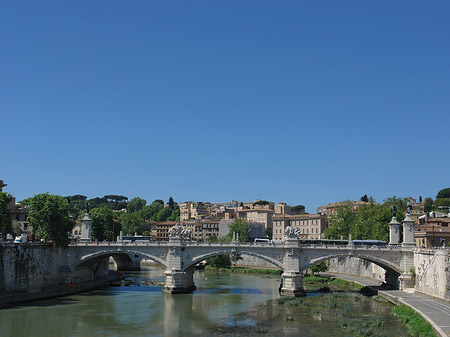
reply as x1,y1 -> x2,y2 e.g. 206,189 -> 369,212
0,266 -> 408,337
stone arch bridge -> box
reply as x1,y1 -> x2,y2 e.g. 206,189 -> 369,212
64,238 -> 414,296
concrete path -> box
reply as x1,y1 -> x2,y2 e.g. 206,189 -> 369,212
324,272 -> 450,337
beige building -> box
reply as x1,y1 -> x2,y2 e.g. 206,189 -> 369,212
274,202 -> 305,215
407,198 -> 425,224
179,202 -> 208,220
317,201 -> 368,217
272,214 -> 328,241
415,212 -> 450,248
239,209 -> 274,231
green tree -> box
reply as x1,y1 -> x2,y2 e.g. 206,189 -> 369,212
168,197 -> 175,210
11,220 -> 21,236
156,207 -> 173,222
291,205 -> 305,214
226,218 -> 250,242
208,254 -> 231,268
265,226 -> 273,240
424,197 -> 434,213
436,188 -> 450,199
127,197 -> 147,213
435,198 -> 450,211
323,201 -> 357,240
310,261 -> 328,275
27,193 -> 74,247
90,206 -> 116,241
104,195 -> 128,210
118,212 -> 147,236
167,209 -> 180,221
66,194 -> 87,220
138,200 -> 164,220
0,192 -> 13,236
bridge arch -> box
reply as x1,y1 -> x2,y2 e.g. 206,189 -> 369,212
75,250 -> 168,270
185,249 -> 284,271
306,253 -> 402,275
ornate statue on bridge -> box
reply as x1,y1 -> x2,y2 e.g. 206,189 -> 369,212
284,226 -> 301,239
169,223 -> 192,241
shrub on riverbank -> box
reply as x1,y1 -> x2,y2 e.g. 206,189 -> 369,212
303,275 -> 363,291
393,305 -> 436,337
204,266 -> 282,275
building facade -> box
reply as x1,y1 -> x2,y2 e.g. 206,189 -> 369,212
272,214 -> 328,241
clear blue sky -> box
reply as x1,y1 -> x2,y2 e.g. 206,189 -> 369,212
1,1 -> 449,212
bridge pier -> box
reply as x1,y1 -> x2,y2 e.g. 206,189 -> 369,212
280,271 -> 306,297
163,268 -> 196,294
399,272 -> 415,290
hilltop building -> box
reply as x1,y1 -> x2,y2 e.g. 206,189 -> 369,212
272,213 -> 328,241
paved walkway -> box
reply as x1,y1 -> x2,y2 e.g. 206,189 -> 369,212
324,272 -> 450,337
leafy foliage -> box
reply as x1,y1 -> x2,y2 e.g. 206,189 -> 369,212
168,197 -> 175,210
118,212 -> 148,236
127,197 -> 147,213
310,261 -> 328,275
324,197 -> 408,241
28,193 -> 74,247
436,188 -> 450,199
208,254 -> 231,268
291,205 -> 305,213
0,192 -> 13,235
90,206 -> 117,241
226,218 -> 251,242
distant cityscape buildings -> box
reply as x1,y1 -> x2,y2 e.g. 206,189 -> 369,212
1,179 -> 450,246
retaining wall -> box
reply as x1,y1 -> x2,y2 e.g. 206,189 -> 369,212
414,249 -> 450,299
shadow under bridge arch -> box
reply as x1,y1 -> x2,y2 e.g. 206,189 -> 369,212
305,253 -> 402,288
184,248 -> 284,271
76,250 -> 168,271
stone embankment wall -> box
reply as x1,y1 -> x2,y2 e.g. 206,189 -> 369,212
327,257 -> 386,281
414,248 -> 450,299
0,244 -> 110,294
0,244 -> 61,292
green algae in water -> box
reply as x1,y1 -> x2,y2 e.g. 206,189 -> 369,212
221,292 -> 410,337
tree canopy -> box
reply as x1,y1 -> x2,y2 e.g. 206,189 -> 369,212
437,188 -> 450,199
226,218 -> 250,242
90,206 -> 117,241
127,197 -> 147,213
0,192 -> 13,236
118,212 -> 148,236
28,193 -> 74,247
324,197 -> 407,242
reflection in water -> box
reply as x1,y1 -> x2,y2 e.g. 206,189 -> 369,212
0,266 -> 408,337
0,266 -> 281,337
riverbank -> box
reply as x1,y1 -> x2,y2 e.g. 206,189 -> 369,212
0,271 -> 123,308
205,266 -> 437,336
323,272 -> 441,337
204,265 -> 282,275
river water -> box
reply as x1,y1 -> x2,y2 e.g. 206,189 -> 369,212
0,266 -> 408,337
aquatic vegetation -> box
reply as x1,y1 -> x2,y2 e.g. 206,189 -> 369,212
252,325 -> 269,333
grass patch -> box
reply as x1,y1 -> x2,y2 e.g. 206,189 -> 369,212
393,305 -> 436,337
205,266 -> 282,275
303,275 -> 330,283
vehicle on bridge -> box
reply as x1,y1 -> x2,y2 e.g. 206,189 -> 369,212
116,235 -> 154,244
352,239 -> 387,246
297,239 -> 387,246
254,238 -> 271,244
